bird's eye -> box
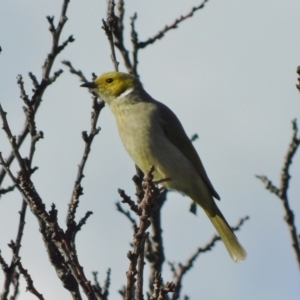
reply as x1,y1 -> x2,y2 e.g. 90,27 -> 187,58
106,78 -> 114,83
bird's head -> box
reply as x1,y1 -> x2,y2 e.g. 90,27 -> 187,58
81,72 -> 142,105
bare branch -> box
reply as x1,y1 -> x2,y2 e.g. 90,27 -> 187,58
190,134 -> 199,143
112,0 -> 210,78
74,211 -> 93,234
0,184 -> 15,195
0,105 -> 29,175
28,72 -> 39,89
136,234 -> 147,300
92,269 -> 111,300
62,60 -> 89,83
132,166 -> 145,204
0,112 -> 96,299
280,119 -> 300,198
146,190 -> 167,293
67,184 -> 83,225
116,0 -> 125,27
14,200 -> 27,257
112,0 -> 134,74
118,188 -> 141,216
67,77 -> 104,227
150,272 -> 161,300
0,0 -> 72,188
123,167 -> 161,300
8,271 -> 20,300
71,103 -> 103,189
150,273 -> 175,300
1,62 -> 45,298
158,282 -> 175,300
56,35 -> 75,55
102,0 -> 119,71
171,216 -> 249,300
138,0 -> 209,49
48,69 -> 63,84
0,250 -> 9,272
1,89 -> 43,297
116,202 -> 138,230
0,247 -> 15,300
257,119 -> 300,270
296,66 -> 300,93
16,75 -> 30,106
255,175 -> 280,196
43,0 -> 72,79
256,119 -> 300,269
0,154 -> 22,196
8,241 -> 45,300
130,13 -> 139,76
62,60 -> 100,106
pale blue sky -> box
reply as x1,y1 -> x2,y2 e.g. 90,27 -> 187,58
0,1 -> 300,299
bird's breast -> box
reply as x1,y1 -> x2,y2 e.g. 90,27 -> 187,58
113,102 -> 160,173
111,101 -> 211,207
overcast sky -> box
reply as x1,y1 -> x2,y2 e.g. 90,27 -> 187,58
0,1 -> 300,299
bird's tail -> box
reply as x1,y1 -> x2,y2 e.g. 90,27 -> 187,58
205,206 -> 247,263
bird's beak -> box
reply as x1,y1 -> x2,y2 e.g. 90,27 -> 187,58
80,82 -> 97,89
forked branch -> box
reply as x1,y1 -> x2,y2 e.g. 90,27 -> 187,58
256,119 -> 300,270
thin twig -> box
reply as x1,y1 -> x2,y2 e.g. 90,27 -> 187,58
132,166 -> 145,204
0,0 -> 72,188
116,0 -> 125,28
62,60 -> 99,101
9,241 -> 45,300
92,269 -> 111,300
4,71 -> 45,298
150,273 -> 175,300
102,0 -> 119,71
255,175 -> 280,196
112,0 -> 134,74
118,189 -> 141,216
0,114 -> 96,300
130,13 -> 139,76
256,119 -> 300,270
190,134 -> 199,143
123,167 -> 161,300
146,190 -> 167,293
171,216 -> 249,300
67,184 -> 84,228
0,184 -> 15,195
112,1 -> 210,77
9,271 -> 20,300
0,250 -> 9,272
14,200 -> 27,256
1,85 -> 43,277
62,61 -> 89,83
158,282 -> 175,300
138,0 -> 209,49
150,272 -> 161,300
73,100 -> 103,191
0,104 -> 29,175
66,67 -> 104,228
136,233 -> 147,300
296,66 -> 300,93
74,211 -> 93,234
116,202 -> 138,229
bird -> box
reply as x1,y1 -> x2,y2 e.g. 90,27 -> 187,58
81,71 -> 247,262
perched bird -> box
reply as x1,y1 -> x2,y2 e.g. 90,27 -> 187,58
81,72 -> 247,262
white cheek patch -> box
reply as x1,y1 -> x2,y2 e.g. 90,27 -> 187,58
118,88 -> 133,99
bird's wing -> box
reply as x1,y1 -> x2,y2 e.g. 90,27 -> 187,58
157,101 -> 220,200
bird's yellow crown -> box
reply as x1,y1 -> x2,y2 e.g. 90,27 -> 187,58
94,72 -> 141,102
